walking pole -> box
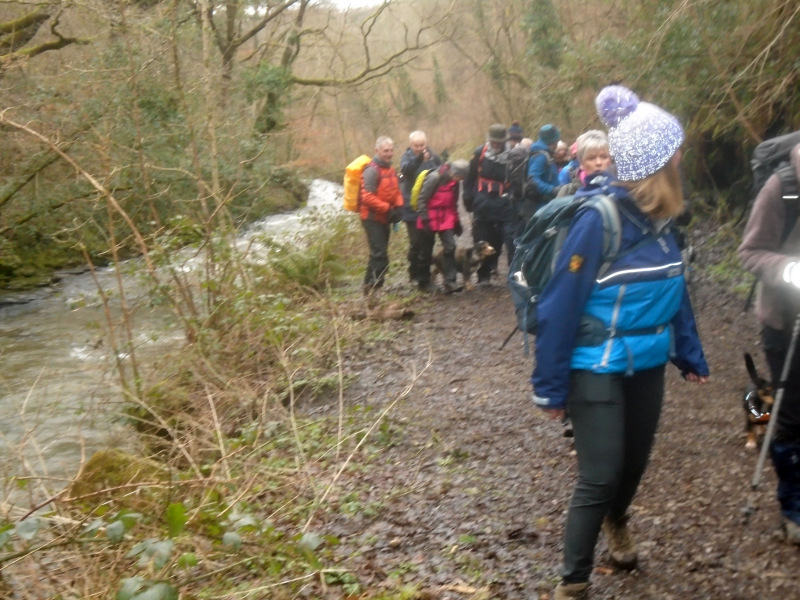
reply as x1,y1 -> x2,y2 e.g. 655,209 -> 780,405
744,311 -> 800,520
499,325 -> 519,350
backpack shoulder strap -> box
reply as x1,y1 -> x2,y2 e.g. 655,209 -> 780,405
477,144 -> 488,177
779,164 -> 800,245
585,195 -> 622,274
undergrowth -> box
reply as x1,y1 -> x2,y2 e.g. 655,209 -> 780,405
0,208 -> 425,599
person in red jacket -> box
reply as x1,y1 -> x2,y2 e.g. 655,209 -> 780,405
415,160 -> 469,293
360,136 -> 404,293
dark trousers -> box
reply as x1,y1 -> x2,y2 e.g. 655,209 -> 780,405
418,228 -> 457,285
762,324 -> 800,524
472,195 -> 517,281
562,366 -> 665,583
362,219 -> 391,288
405,220 -> 424,284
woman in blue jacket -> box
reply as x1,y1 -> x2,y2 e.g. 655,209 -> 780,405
534,86 -> 710,600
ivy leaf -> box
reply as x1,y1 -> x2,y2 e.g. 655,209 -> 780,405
116,577 -> 145,600
149,540 -> 174,570
15,518 -> 40,541
298,531 -> 323,551
177,552 -> 198,568
84,518 -> 104,536
106,520 -> 126,543
222,531 -> 242,550
165,503 -> 187,538
130,582 -> 178,600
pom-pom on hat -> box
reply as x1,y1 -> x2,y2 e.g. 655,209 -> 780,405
595,85 -> 684,181
508,121 -> 524,141
538,124 -> 560,146
488,124 -> 507,143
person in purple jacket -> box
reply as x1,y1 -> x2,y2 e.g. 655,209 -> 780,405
534,85 -> 710,600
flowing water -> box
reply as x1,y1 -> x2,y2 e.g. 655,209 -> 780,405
0,179 -> 341,508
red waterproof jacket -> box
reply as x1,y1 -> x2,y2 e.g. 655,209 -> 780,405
360,159 -> 403,223
416,174 -> 459,232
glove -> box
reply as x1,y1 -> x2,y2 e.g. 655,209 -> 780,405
784,261 -> 800,288
419,219 -> 432,233
387,207 -> 402,223
463,196 -> 474,213
454,221 -> 463,236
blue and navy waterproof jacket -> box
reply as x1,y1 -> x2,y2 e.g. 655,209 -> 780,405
526,139 -> 559,199
532,180 -> 709,410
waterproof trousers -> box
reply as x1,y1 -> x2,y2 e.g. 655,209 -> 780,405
362,219 -> 391,289
762,324 -> 800,524
405,220 -> 425,284
561,366 -> 665,583
417,228 -> 457,286
472,194 -> 517,281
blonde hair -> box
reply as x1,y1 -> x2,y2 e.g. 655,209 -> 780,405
623,156 -> 684,219
575,130 -> 609,163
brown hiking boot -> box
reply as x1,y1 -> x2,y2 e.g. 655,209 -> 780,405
602,514 -> 638,570
783,517 -> 800,545
554,581 -> 590,600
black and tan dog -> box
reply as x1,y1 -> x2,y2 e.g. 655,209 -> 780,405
744,352 -> 774,449
431,241 -> 496,291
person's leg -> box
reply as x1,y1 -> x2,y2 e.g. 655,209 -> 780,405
405,220 -> 422,284
607,366 -> 665,520
362,219 -> 390,288
771,439 -> 800,525
472,216 -> 494,282
562,371 -> 625,583
500,201 -> 518,267
762,324 -> 800,528
416,227 -> 436,287
438,229 -> 459,290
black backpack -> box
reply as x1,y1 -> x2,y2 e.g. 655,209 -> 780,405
743,131 -> 800,310
751,131 -> 800,198
507,194 -> 622,352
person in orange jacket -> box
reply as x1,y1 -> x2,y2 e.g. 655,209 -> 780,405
360,135 -> 404,293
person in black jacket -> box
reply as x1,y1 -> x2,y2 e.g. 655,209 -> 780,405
463,124 -> 514,284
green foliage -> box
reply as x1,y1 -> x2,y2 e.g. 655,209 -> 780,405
433,56 -> 449,104
242,63 -> 293,105
390,68 -> 423,117
524,0 -> 563,69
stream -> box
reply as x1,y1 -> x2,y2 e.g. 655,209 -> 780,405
0,179 -> 341,508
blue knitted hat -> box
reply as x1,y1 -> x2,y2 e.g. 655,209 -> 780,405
595,85 -> 684,181
508,121 -> 524,141
538,124 -> 560,146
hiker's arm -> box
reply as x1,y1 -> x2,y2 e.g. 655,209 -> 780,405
462,149 -> 479,211
400,150 -> 422,180
527,152 -> 559,197
360,166 -> 391,215
669,283 -> 710,380
532,210 -> 605,410
738,174 -> 796,289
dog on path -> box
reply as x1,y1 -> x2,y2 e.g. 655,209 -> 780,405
432,241 -> 496,291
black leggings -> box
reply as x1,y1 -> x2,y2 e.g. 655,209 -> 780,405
562,366 -> 665,583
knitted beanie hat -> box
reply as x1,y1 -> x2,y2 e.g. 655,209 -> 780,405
508,121 -> 524,141
538,124 -> 560,146
595,85 -> 684,181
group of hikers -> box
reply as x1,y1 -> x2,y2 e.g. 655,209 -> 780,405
353,83 -> 800,599
356,120 -> 582,295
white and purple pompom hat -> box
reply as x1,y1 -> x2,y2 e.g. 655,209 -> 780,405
595,85 -> 684,181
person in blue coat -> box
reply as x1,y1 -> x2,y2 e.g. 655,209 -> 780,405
520,124 -> 562,223
534,85 -> 710,600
